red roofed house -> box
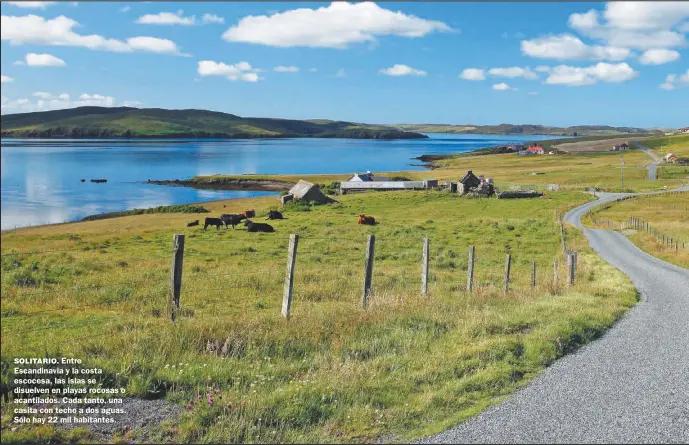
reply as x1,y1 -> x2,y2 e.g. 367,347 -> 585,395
679,127 -> 689,134
519,145 -> 545,156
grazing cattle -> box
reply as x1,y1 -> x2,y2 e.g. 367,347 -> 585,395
243,209 -> 256,218
358,215 -> 376,225
187,220 -> 199,227
244,220 -> 275,233
220,213 -> 245,229
267,210 -> 283,220
204,217 -> 224,230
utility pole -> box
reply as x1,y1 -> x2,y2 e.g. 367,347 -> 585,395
621,152 -> 625,190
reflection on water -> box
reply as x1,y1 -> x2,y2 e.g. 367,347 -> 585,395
1,134 -> 563,230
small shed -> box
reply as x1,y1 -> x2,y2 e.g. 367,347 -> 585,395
458,170 -> 481,194
287,180 -> 334,204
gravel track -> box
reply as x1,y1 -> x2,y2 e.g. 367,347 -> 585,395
415,191 -> 689,444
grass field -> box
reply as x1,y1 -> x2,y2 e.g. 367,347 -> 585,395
1,189 -> 638,443
584,191 -> 689,269
194,148 -> 688,194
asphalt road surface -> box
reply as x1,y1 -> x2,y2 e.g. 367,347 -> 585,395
634,140 -> 662,181
415,191 -> 689,444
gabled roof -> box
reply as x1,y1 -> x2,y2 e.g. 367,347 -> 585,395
459,170 -> 480,184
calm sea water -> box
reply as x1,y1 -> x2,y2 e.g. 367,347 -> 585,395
1,133 -> 562,230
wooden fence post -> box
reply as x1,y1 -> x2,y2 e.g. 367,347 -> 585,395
467,245 -> 475,293
168,234 -> 185,322
504,254 -> 511,294
421,237 -> 430,297
531,261 -> 536,288
553,257 -> 558,286
282,234 -> 299,319
362,234 -> 375,308
568,253 -> 575,286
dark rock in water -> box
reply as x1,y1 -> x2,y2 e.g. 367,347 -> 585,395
90,178 -> 107,183
80,179 -> 86,182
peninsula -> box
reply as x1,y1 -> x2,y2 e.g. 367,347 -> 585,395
0,107 -> 428,140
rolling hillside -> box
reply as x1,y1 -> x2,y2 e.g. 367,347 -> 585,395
0,107 -> 427,140
396,123 -> 666,136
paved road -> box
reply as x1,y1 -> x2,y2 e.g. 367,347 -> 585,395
416,191 -> 689,444
634,140 -> 662,181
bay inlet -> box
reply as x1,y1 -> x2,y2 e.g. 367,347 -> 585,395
1,133 -> 562,230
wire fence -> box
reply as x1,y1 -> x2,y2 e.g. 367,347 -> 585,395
2,230 -> 581,344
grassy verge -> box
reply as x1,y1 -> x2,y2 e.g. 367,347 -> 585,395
1,189 -> 637,443
80,204 -> 210,222
583,191 -> 689,268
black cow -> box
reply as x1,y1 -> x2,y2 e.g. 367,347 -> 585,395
220,213 -> 246,229
0,382 -> 11,403
267,210 -> 284,220
204,217 -> 224,230
244,220 -> 275,233
187,220 -> 199,227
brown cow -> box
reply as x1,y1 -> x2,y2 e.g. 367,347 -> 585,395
358,215 -> 376,225
243,209 -> 256,218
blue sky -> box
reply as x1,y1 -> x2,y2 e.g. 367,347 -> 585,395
1,1 -> 688,128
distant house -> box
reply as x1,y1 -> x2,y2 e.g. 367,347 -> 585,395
678,127 -> 689,134
519,145 -> 544,156
348,170 -> 390,182
458,170 -> 481,194
612,143 -> 630,151
505,144 -> 524,152
663,153 -> 679,163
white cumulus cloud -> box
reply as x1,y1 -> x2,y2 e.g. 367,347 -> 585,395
202,13 -> 224,24
543,62 -> 638,86
21,53 -> 67,67
659,69 -> 689,90
459,68 -> 485,81
568,3 -> 689,50
1,91 -> 138,114
136,10 -> 196,26
379,64 -> 426,76
274,66 -> 299,72
197,60 -> 262,82
1,75 -> 13,83
521,34 -> 630,61
492,82 -> 512,91
638,48 -> 680,65
5,2 -> 55,9
1,14 -> 187,55
335,68 -> 347,78
488,67 -> 538,80
222,2 -> 452,48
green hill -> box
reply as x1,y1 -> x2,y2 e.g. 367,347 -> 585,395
0,107 -> 427,140
396,123 -> 665,137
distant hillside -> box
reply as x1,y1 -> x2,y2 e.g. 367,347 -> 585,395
0,107 -> 427,140
396,123 -> 666,137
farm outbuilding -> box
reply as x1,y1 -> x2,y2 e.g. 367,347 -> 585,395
282,180 -> 334,204
458,171 -> 481,194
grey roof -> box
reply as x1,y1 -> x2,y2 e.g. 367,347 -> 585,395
288,180 -> 333,203
459,170 -> 479,184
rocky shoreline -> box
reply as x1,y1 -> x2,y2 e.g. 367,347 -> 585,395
146,178 -> 294,192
